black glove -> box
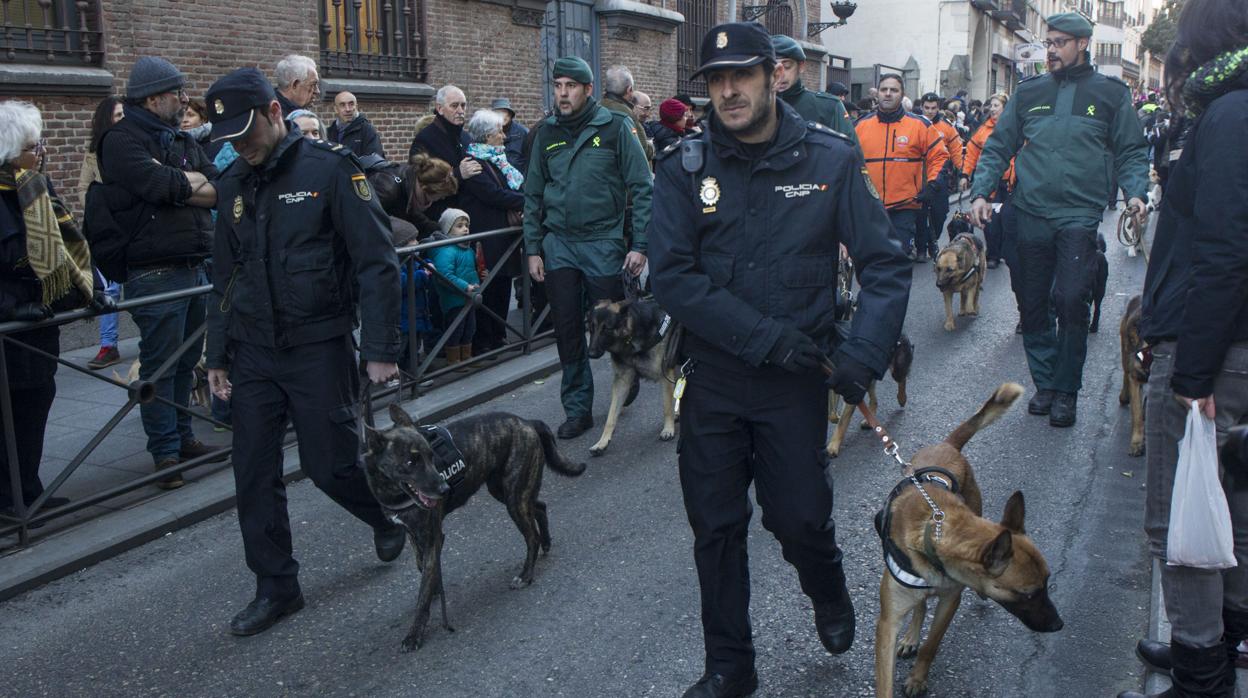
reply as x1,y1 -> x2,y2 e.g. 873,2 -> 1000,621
6,302 -> 53,322
90,290 -> 117,314
827,353 -> 874,405
918,180 -> 941,205
766,326 -> 822,374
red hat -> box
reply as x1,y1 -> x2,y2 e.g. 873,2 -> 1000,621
659,98 -> 687,125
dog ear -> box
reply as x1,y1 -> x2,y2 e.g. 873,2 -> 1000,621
1001,491 -> 1026,534
364,423 -> 387,455
389,403 -> 415,428
981,529 -> 1014,577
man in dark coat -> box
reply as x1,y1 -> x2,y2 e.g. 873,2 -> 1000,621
273,54 -> 320,117
408,85 -> 482,218
327,91 -> 385,158
492,97 -> 530,175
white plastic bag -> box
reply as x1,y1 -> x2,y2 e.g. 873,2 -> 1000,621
1167,403 -> 1237,569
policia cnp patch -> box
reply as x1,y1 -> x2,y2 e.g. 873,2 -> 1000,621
861,166 -> 880,199
352,173 -> 372,201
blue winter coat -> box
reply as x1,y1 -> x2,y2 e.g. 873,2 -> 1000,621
429,238 -> 479,312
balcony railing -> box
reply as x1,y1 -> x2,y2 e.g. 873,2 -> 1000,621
0,0 -> 105,66
319,0 -> 428,82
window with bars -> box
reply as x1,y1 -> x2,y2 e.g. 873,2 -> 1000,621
0,0 -> 104,66
319,0 -> 428,82
676,0 -> 715,98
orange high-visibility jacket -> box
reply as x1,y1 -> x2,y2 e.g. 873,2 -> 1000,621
855,110 -> 949,210
962,115 -> 1016,191
931,117 -> 964,174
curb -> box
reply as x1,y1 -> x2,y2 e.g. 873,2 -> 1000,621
0,347 -> 561,602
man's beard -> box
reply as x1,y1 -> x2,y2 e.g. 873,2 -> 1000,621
164,106 -> 186,127
721,96 -> 772,139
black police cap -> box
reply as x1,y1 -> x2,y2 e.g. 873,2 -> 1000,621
205,67 -> 278,143
692,22 -> 775,80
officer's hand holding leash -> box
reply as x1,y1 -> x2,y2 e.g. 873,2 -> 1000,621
1124,196 -> 1149,228
766,326 -> 823,374
970,196 -> 994,228
825,354 -> 873,405
623,251 -> 648,277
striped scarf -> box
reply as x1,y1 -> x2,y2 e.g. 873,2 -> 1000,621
0,167 -> 94,306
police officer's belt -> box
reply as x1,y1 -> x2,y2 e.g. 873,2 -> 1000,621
382,424 -> 469,515
874,467 -> 961,590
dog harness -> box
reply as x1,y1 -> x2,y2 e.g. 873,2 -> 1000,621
874,467 -> 961,590
951,233 -> 984,285
378,425 -> 469,516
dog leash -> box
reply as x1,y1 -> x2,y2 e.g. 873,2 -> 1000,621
819,357 -> 946,541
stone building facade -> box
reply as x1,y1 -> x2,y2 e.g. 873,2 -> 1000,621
1,0 -> 829,210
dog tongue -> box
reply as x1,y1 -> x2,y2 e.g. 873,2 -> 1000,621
418,492 -> 439,509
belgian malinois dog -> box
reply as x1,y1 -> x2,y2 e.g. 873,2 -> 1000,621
826,335 -> 914,458
875,383 -> 1063,697
363,405 -> 586,651
1119,295 -> 1149,457
585,298 -> 678,457
935,233 -> 987,332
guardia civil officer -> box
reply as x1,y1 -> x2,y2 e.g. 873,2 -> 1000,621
202,68 -> 406,637
648,22 -> 912,698
970,12 -> 1149,428
770,35 -> 859,149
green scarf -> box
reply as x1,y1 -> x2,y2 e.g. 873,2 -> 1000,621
556,97 -> 599,135
1183,45 -> 1248,117
0,167 -> 94,306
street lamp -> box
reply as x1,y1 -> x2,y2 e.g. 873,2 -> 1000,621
808,0 -> 856,36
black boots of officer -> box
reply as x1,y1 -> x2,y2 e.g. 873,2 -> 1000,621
814,570 -> 856,654
681,670 -> 759,698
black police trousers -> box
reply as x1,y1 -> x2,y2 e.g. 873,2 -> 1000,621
678,360 -> 846,676
229,335 -> 390,598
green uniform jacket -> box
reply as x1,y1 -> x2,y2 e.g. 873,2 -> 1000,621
523,103 -> 653,261
970,63 -> 1149,220
601,93 -> 655,160
779,80 -> 860,149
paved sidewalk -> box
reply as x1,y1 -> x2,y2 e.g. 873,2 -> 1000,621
0,339 -> 559,601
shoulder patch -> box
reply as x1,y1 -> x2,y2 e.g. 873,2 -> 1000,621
351,173 -> 372,201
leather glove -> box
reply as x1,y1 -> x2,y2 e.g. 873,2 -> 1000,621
6,301 -> 53,322
766,326 -> 822,374
90,290 -> 117,314
918,180 -> 941,205
827,353 -> 874,405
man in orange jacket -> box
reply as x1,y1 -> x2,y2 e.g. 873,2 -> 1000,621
856,75 -> 949,259
916,92 -> 963,258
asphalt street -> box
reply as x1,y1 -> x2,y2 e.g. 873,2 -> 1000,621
1,211 -> 1154,697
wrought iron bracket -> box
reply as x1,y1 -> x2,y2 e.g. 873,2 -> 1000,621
806,19 -> 848,36
740,2 -> 776,21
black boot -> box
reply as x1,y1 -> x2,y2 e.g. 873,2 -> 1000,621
1136,638 -> 1172,672
229,592 -> 305,636
680,670 -> 759,698
556,414 -> 593,439
813,576 -> 855,654
1119,640 -> 1233,697
374,523 -> 407,562
1028,389 -> 1055,415
1221,607 -> 1248,687
1049,392 -> 1078,427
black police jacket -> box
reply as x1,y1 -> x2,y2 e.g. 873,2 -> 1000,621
205,130 -> 401,368
649,100 -> 912,377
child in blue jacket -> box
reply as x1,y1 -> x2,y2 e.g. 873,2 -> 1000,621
429,209 -> 480,365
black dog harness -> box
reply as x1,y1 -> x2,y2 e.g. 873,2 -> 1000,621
951,233 -> 983,285
874,467 -> 961,590
380,424 -> 469,516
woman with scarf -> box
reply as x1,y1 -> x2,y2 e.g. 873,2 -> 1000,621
458,108 -> 524,355
1122,2 -> 1248,696
1,100 -> 110,522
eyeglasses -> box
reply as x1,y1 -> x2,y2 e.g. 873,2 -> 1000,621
22,139 -> 46,155
1041,37 -> 1075,49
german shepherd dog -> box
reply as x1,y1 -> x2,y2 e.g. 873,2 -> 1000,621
585,298 -> 678,457
826,335 -> 914,458
1089,234 -> 1110,333
363,405 -> 586,651
1119,295 -> 1150,456
875,383 -> 1063,697
935,233 -> 987,332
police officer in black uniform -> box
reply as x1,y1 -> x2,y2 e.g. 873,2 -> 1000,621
202,68 -> 406,637
648,23 -> 912,698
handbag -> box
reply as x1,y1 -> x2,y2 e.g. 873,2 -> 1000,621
1166,402 -> 1237,569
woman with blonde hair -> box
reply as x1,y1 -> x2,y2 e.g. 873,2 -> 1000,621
960,92 -> 1015,268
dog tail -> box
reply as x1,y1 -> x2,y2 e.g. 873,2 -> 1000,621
945,382 -> 1025,451
532,420 -> 587,477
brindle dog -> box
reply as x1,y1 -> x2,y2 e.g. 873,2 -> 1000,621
1119,295 -> 1150,456
364,405 -> 586,651
585,298 -> 678,456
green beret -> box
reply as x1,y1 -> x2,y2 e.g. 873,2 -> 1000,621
553,56 -> 594,84
770,35 -> 806,62
1046,12 -> 1094,38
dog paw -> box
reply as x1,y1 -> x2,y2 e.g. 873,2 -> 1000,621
1128,442 -> 1145,457
589,443 -> 608,457
510,575 -> 533,590
1118,392 -> 1129,405
825,447 -> 841,459
903,675 -> 930,697
896,641 -> 919,659
967,311 -> 978,318
943,322 -> 955,332
401,633 -> 425,652
659,428 -> 675,442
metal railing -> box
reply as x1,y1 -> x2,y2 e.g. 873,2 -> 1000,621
0,225 -> 548,545
0,0 -> 104,66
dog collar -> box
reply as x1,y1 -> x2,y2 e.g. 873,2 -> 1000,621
875,467 -> 960,590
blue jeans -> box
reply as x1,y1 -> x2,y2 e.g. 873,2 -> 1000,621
98,279 -> 121,347
125,264 -> 207,462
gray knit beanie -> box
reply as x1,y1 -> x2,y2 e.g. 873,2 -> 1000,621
439,208 -> 470,235
127,56 -> 186,100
